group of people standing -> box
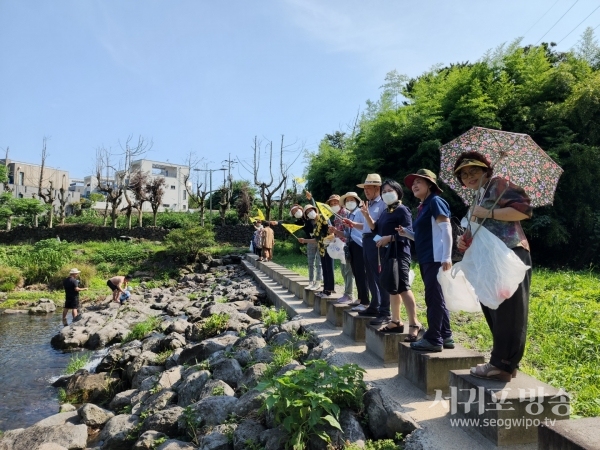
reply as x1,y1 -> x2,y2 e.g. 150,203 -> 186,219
278,150 -> 532,383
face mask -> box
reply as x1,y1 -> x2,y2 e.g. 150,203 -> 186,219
307,211 -> 317,220
293,210 -> 303,219
330,205 -> 341,214
382,191 -> 398,205
345,201 -> 357,211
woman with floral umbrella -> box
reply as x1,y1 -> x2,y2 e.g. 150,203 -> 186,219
454,151 -> 533,382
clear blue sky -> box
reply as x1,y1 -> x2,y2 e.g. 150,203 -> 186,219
1,0 -> 598,183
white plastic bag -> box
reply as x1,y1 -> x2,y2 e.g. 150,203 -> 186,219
326,237 -> 346,264
249,240 -> 254,253
409,269 -> 415,286
437,267 -> 480,313
456,222 -> 530,310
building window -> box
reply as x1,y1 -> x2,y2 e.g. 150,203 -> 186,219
171,185 -> 176,190
183,191 -> 187,200
182,205 -> 187,210
18,172 -> 24,185
163,204 -> 170,208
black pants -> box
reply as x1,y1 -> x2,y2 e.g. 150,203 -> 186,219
348,240 -> 369,304
362,235 -> 390,317
420,262 -> 452,347
481,247 -> 532,373
320,252 -> 335,292
254,246 -> 262,257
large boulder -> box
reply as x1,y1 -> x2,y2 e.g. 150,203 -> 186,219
86,319 -> 131,350
238,363 -> 269,391
364,388 -> 389,440
78,403 -> 115,427
178,335 -> 238,365
198,425 -> 233,450
234,335 -> 267,352
155,440 -> 195,450
210,358 -> 243,389
98,414 -> 140,450
64,370 -> 121,403
131,365 -> 164,389
29,298 -> 56,314
259,427 -> 289,450
197,379 -> 235,400
0,423 -> 87,450
232,420 -> 265,450
182,396 -> 238,427
233,389 -> 266,418
133,431 -> 168,450
109,389 -> 138,412
176,369 -> 211,407
135,389 -> 177,415
140,406 -> 185,436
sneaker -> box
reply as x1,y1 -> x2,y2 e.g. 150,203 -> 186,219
370,315 -> 391,325
443,337 -> 455,349
357,308 -> 378,317
470,363 -> 511,382
348,300 -> 361,307
410,338 -> 442,352
351,304 -> 368,312
315,290 -> 332,297
312,282 -> 321,291
336,294 -> 351,304
307,281 -> 315,289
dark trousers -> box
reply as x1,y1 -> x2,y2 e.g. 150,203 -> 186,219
348,240 -> 369,304
481,247 -> 532,373
254,246 -> 262,257
362,235 -> 390,317
320,252 -> 335,292
420,262 -> 452,347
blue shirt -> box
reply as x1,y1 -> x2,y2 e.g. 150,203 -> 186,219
345,209 -> 364,246
355,196 -> 385,235
413,193 -> 451,264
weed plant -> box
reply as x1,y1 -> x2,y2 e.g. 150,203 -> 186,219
194,313 -> 230,341
62,352 -> 91,375
262,306 -> 288,327
155,349 -> 174,365
123,316 -> 161,343
0,265 -> 23,291
258,359 -> 366,449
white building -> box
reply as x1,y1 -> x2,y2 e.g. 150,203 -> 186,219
116,159 -> 190,212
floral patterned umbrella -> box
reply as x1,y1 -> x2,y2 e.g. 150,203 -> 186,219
439,127 -> 564,208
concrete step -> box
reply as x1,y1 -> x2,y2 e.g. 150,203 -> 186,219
342,310 -> 374,342
326,301 -> 352,328
365,323 -> 410,366
312,293 -> 341,316
303,287 -> 317,306
398,342 -> 484,396
273,270 -> 300,286
449,369 -> 570,446
538,417 -> 600,450
286,277 -> 311,298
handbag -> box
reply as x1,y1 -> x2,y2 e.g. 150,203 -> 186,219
378,237 -> 400,294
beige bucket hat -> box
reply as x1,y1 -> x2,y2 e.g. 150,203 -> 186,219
356,173 -> 382,188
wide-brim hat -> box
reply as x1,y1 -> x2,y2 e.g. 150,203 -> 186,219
303,204 -> 317,215
404,169 -> 443,194
339,191 -> 361,205
289,204 -> 302,214
325,194 -> 341,205
69,268 -> 81,275
357,173 -> 382,188
453,158 -> 490,174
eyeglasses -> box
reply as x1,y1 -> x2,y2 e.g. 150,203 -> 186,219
460,168 -> 483,179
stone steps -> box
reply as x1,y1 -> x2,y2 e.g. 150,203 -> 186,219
243,253 -> 590,448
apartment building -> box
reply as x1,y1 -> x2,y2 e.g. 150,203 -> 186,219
116,159 -> 190,212
2,159 -> 81,211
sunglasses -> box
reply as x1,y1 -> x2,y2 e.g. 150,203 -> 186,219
460,168 -> 484,179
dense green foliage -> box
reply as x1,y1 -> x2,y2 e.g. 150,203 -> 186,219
0,265 -> 24,291
305,35 -> 600,268
166,226 -> 217,260
259,360 -> 366,449
123,316 -> 162,343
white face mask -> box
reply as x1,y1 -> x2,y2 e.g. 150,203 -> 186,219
307,211 -> 317,220
293,210 -> 303,219
345,201 -> 357,211
330,205 -> 341,214
382,191 -> 399,205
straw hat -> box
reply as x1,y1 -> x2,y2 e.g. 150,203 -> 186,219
339,191 -> 361,205
69,268 -> 81,275
453,158 -> 490,174
325,194 -> 341,205
404,169 -> 443,194
356,173 -> 382,188
289,204 -> 302,214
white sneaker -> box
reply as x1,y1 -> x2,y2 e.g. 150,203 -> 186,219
307,281 -> 315,289
312,281 -> 321,291
351,304 -> 368,312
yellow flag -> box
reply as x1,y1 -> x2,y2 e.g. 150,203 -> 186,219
316,202 -> 333,221
282,223 -> 304,235
256,209 -> 265,221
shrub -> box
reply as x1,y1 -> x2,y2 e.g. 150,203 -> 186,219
89,240 -> 148,266
144,211 -> 199,229
166,226 -> 216,260
49,264 -> 96,289
14,239 -> 72,284
194,313 -> 230,340
0,265 -> 24,292
123,316 -> 161,343
63,352 -> 91,375
259,360 -> 366,449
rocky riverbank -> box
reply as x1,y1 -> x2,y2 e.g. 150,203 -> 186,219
0,255 -> 416,450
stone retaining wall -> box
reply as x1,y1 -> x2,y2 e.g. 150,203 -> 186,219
214,224 -> 288,244
0,224 -> 169,244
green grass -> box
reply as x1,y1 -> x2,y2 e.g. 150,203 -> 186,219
273,244 -> 600,418
63,352 -> 92,375
272,241 -> 345,286
123,316 -> 162,343
261,306 -> 288,327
